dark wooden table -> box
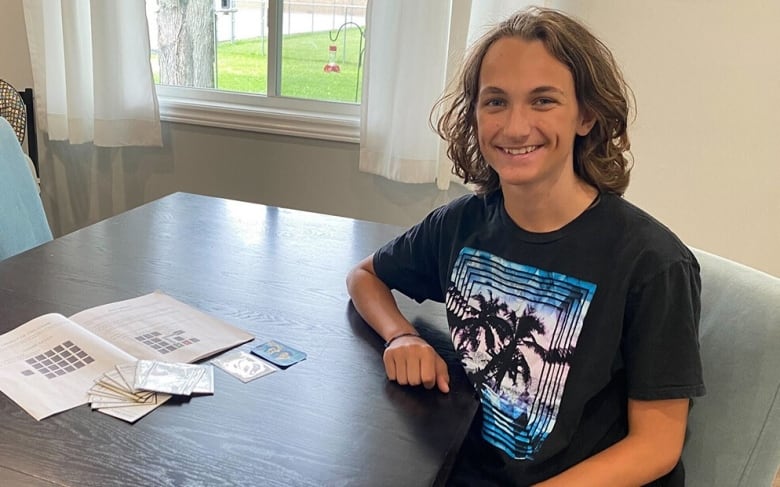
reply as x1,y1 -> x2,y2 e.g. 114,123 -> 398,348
0,193 -> 478,487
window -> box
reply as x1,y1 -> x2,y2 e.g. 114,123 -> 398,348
146,0 -> 367,142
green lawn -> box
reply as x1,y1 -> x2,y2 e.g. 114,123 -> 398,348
154,28 -> 365,103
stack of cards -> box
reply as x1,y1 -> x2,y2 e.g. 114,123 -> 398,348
88,361 -> 214,423
89,363 -> 171,423
88,341 -> 306,422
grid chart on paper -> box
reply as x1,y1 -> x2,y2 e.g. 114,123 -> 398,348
134,330 -> 200,354
21,341 -> 95,379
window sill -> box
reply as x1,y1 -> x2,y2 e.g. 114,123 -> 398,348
157,90 -> 360,144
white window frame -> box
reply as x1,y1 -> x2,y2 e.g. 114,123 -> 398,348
155,0 -> 361,143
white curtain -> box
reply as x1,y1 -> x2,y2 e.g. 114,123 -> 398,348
360,0 -> 537,190
23,0 -> 161,147
359,0 -> 454,190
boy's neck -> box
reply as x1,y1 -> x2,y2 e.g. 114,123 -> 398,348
501,178 -> 599,233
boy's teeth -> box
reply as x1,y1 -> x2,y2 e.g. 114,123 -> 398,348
505,145 -> 538,155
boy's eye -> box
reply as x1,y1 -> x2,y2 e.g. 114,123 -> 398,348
482,98 -> 506,107
533,98 -> 556,107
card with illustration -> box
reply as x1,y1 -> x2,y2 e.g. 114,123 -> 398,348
251,340 -> 306,368
211,350 -> 278,383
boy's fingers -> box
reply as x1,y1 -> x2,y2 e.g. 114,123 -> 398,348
435,357 -> 450,394
420,354 -> 437,389
384,339 -> 449,392
406,356 -> 421,386
383,352 -> 397,382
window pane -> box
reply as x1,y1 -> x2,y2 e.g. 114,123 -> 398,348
147,0 -> 367,104
147,0 -> 267,94
214,1 -> 268,94
280,0 -> 367,103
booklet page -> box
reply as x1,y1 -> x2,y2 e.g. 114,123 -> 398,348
0,313 -> 136,420
70,291 -> 254,363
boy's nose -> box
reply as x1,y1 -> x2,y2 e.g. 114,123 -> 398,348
504,106 -> 532,137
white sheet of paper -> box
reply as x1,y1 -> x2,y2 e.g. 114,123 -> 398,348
0,314 -> 136,420
69,291 -> 253,363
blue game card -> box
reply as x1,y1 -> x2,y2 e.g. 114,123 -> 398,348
251,340 -> 306,368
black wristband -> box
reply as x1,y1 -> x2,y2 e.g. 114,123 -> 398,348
383,332 -> 421,348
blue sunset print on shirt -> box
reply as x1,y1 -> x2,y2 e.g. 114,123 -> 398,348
446,247 -> 596,460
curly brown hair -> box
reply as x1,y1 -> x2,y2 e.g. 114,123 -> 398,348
432,7 -> 633,195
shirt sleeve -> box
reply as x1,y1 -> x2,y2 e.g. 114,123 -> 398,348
372,205 -> 449,304
623,258 -> 706,400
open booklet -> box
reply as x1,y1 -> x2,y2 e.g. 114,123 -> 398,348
0,291 -> 254,421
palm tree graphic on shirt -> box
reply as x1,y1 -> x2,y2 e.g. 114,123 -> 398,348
448,287 -> 574,395
445,247 -> 595,459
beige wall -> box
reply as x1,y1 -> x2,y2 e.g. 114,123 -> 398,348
2,0 -> 778,277
553,0 -> 780,277
0,1 -> 30,90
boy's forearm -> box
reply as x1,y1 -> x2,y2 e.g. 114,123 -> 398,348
346,261 -> 417,342
533,435 -> 677,487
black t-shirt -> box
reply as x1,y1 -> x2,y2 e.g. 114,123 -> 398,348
373,191 -> 706,486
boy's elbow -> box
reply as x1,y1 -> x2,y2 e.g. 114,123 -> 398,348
657,450 -> 682,478
347,257 -> 375,289
662,441 -> 685,475
346,257 -> 373,296
644,435 -> 684,479
346,267 -> 359,295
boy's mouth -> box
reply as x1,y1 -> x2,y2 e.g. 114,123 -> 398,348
501,145 -> 541,155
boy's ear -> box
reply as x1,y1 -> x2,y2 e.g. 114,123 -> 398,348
576,108 -> 597,136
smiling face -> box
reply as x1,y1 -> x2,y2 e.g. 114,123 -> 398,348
476,37 -> 595,193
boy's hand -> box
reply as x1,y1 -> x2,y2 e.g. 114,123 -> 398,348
383,336 -> 450,393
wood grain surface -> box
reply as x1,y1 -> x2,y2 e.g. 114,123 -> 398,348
0,193 -> 479,487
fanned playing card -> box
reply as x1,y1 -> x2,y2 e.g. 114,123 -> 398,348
88,363 -> 170,422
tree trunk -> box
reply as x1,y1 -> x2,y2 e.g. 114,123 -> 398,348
157,0 -> 215,88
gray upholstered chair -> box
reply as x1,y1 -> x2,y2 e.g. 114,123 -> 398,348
0,116 -> 52,260
683,248 -> 780,486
